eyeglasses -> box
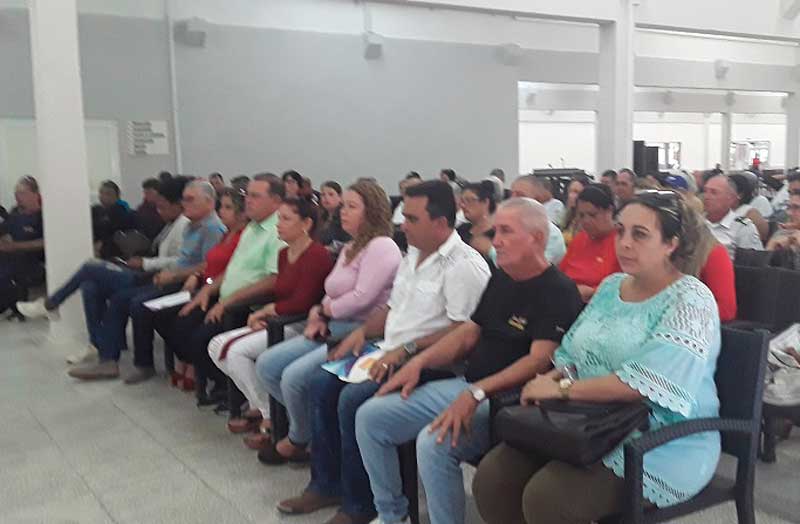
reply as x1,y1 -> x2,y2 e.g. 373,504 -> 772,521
788,204 -> 800,212
460,196 -> 481,205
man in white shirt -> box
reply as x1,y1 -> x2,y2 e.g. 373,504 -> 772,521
274,180 -> 491,522
704,174 -> 763,259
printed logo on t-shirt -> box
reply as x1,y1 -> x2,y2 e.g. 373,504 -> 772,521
508,315 -> 527,331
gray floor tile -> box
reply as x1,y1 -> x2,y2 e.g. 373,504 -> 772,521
0,320 -> 798,524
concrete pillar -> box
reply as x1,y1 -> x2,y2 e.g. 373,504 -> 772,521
786,93 -> 800,170
596,0 -> 635,173
720,112 -> 733,171
29,0 -> 93,337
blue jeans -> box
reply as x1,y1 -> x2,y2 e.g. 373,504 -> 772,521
97,285 -> 169,362
255,320 -> 360,445
355,377 -> 491,524
48,260 -> 136,348
307,366 -> 380,516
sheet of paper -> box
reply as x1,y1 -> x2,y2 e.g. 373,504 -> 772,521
142,291 -> 192,311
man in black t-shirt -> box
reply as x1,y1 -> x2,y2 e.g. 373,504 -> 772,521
356,197 -> 583,524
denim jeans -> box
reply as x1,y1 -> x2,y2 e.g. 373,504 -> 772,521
98,284 -> 171,362
255,320 -> 360,445
307,365 -> 380,516
48,260 -> 136,348
355,377 -> 491,524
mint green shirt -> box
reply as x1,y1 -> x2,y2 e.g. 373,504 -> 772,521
219,213 -> 285,299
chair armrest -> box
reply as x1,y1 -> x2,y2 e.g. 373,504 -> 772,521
625,417 -> 751,456
621,417 -> 752,524
266,314 -> 308,346
266,313 -> 307,328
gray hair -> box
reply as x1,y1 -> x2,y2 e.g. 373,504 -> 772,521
482,175 -> 505,203
188,180 -> 217,202
497,197 -> 550,244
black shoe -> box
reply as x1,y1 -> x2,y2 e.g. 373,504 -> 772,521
196,388 -> 226,408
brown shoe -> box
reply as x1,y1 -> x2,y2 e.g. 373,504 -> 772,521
324,510 -> 377,524
276,491 -> 340,515
68,360 -> 119,380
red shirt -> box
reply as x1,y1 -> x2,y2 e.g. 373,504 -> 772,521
558,230 -> 621,288
273,242 -> 335,316
699,243 -> 737,322
204,229 -> 243,280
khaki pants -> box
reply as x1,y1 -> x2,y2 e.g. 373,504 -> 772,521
472,443 -> 626,524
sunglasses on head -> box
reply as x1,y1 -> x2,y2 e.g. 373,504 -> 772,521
635,190 -> 682,225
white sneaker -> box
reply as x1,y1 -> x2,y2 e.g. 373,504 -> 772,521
16,298 -> 59,320
67,345 -> 99,365
369,518 -> 410,524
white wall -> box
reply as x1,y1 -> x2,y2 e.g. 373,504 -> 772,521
518,111 -> 789,174
732,113 -> 787,169
519,111 -> 596,174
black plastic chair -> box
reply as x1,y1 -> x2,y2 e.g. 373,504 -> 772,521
264,314 -> 307,441
600,326 -> 769,524
731,265 -> 800,334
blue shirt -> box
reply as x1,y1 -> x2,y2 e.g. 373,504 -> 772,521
176,212 -> 226,268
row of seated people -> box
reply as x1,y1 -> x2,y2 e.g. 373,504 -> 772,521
19,172 -> 733,524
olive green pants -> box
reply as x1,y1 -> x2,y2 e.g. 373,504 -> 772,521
472,443 -> 626,524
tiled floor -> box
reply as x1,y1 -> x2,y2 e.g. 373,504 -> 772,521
1,318 -> 798,524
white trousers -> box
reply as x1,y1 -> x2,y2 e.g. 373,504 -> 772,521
208,323 -> 303,418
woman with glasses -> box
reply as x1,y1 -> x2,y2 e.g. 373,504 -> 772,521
473,190 -> 722,524
457,180 -> 497,258
558,184 -> 620,302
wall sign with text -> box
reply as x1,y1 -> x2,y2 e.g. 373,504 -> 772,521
126,120 -> 169,155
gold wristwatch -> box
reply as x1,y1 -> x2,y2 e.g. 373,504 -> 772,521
558,378 -> 574,400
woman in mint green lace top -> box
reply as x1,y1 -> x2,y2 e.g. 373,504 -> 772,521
553,271 -> 720,507
473,191 -> 722,524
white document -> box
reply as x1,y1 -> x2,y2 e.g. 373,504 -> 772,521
769,323 -> 800,369
143,291 -> 192,311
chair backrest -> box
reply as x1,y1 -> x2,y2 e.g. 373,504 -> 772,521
715,326 -> 769,459
734,248 -> 773,268
733,265 -> 780,327
774,267 -> 800,330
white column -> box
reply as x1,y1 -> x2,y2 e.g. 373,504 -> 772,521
720,112 -> 733,171
786,93 -> 800,169
596,0 -> 635,173
29,0 -> 93,337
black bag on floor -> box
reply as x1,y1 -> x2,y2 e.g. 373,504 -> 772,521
495,400 -> 650,467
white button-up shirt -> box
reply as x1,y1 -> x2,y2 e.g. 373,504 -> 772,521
379,230 -> 491,350
707,210 -> 763,260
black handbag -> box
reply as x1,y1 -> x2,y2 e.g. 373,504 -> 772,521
494,399 -> 650,467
